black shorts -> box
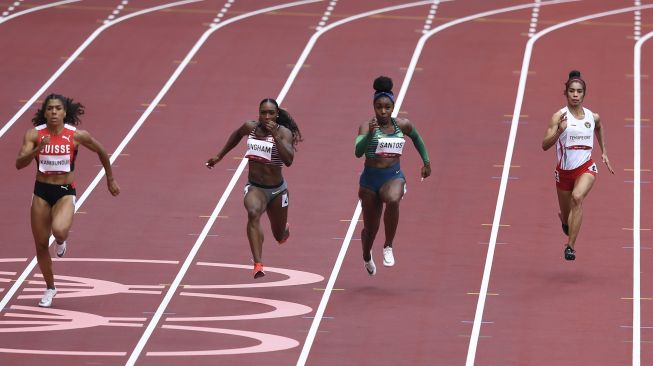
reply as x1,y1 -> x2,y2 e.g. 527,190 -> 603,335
33,181 -> 76,207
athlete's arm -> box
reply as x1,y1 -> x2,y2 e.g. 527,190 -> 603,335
76,129 -> 120,196
269,124 -> 294,166
355,119 -> 377,157
542,111 -> 566,151
399,118 -> 431,179
15,129 -> 45,170
593,113 -> 614,174
206,121 -> 252,168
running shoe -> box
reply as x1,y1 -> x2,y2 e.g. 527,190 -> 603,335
278,223 -> 290,245
382,246 -> 395,267
38,288 -> 57,308
564,245 -> 576,261
56,241 -> 67,258
253,262 -> 265,279
364,255 -> 376,276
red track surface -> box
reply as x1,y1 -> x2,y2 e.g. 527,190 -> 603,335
0,1 -> 651,365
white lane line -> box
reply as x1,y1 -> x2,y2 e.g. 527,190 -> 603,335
316,0 -> 338,30
210,0 -> 234,26
0,0 -> 205,139
528,0 -> 542,37
0,0 -> 81,25
0,0 -> 23,17
105,0 -> 130,23
298,1 -> 577,365
632,27 -> 653,366
0,0 -> 207,314
466,4 -> 653,366
123,1 -> 325,364
422,0 -> 440,34
634,1 -> 642,40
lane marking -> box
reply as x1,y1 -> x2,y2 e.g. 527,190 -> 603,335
466,5 -> 653,366
316,0 -> 338,30
0,0 -> 209,314
0,0 -> 80,24
119,1 -> 327,364
421,0 -> 440,34
632,26 -> 653,366
527,0 -> 542,37
0,0 -> 203,139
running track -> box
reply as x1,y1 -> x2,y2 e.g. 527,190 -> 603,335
0,1 -> 651,365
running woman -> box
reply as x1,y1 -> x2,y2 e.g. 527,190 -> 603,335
541,70 -> 614,260
15,93 -> 120,307
355,76 -> 431,275
206,98 -> 301,279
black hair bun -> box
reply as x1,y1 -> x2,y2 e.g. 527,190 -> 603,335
568,70 -> 581,79
373,76 -> 393,92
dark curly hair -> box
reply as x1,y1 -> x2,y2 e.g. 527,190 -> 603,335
259,98 -> 303,149
32,93 -> 84,126
373,75 -> 395,104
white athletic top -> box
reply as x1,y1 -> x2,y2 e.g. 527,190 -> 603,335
555,106 -> 595,170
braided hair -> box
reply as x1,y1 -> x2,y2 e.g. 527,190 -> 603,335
564,70 -> 586,95
32,93 -> 85,126
259,98 -> 303,149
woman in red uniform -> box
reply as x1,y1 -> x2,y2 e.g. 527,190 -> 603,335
355,76 -> 431,275
206,98 -> 301,279
15,93 -> 120,307
542,70 -> 614,260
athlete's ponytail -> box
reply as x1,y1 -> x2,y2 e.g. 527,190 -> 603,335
260,98 -> 303,149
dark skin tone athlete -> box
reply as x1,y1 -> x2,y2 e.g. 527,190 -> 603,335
206,101 -> 293,264
358,96 -> 431,262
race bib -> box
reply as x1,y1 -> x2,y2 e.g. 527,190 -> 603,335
375,137 -> 405,157
245,138 -> 273,162
38,154 -> 71,174
565,124 -> 593,149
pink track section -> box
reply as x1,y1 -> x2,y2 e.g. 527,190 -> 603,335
0,1 -> 651,365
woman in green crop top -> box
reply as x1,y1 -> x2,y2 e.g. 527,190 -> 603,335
354,76 -> 431,275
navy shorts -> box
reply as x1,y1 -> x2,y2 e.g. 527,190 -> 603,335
33,181 -> 76,207
359,162 -> 406,193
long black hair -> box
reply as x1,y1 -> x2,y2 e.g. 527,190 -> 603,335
260,98 -> 303,149
564,70 -> 586,95
32,93 -> 85,126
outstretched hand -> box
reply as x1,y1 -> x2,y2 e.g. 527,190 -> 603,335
420,164 -> 431,181
602,154 -> 615,174
205,156 -> 221,169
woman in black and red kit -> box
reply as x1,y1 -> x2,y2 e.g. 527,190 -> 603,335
15,93 -> 120,307
206,98 -> 302,279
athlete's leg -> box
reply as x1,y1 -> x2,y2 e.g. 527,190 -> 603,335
567,173 -> 596,249
378,178 -> 405,248
51,195 -> 74,244
244,187 -> 268,263
359,186 -> 382,262
30,196 -> 54,289
266,189 -> 289,242
556,187 -> 572,233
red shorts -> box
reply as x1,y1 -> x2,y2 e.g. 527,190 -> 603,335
555,159 -> 597,191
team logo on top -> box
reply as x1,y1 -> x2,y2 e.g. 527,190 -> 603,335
584,121 -> 591,128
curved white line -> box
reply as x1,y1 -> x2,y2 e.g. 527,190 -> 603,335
632,28 -> 653,366
0,0 -> 205,139
148,325 -> 299,356
297,1 -> 578,366
0,0 -> 81,25
123,2 -> 324,364
467,5 -> 653,366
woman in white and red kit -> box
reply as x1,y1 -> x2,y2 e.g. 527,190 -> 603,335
15,94 -> 120,307
542,71 -> 614,261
